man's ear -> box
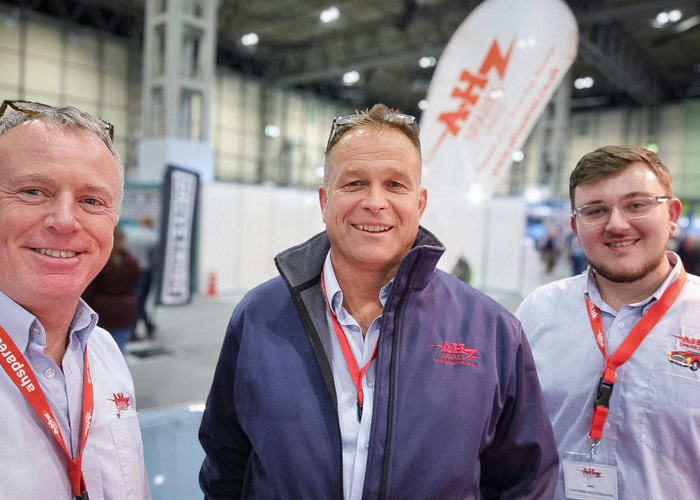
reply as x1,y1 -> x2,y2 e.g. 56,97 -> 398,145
319,185 -> 328,223
418,188 -> 427,217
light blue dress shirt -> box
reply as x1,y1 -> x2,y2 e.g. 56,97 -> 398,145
0,290 -> 150,499
516,253 -> 700,499
322,252 -> 392,500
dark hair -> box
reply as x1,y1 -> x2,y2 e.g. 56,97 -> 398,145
569,145 -> 673,210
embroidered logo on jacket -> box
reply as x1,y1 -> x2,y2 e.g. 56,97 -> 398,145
430,341 -> 481,367
668,334 -> 700,371
109,393 -> 131,414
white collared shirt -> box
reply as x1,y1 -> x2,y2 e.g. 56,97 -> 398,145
0,291 -> 150,499
516,252 -> 700,499
322,252 -> 392,500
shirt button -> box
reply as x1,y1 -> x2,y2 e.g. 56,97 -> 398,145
604,422 -> 611,430
367,382 -> 374,388
45,368 -> 56,379
364,441 -> 370,450
31,326 -> 39,335
617,321 -> 625,328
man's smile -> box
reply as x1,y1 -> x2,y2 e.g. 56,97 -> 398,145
34,247 -> 77,258
352,224 -> 391,233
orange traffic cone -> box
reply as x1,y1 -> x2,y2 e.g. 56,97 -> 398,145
206,272 -> 217,297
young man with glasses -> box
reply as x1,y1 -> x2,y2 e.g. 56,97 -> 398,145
0,101 -> 150,499
199,103 -> 558,499
516,145 -> 700,499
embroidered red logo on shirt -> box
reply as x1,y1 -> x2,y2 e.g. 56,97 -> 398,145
430,341 -> 481,367
109,393 -> 131,413
580,467 -> 602,478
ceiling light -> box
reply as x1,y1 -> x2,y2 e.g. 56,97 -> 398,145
644,142 -> 659,154
342,70 -> 360,85
418,99 -> 429,110
419,56 -> 436,68
656,12 -> 670,25
511,150 -> 525,162
264,125 -> 280,138
574,77 -> 594,89
655,10 -> 681,26
466,186 -> 485,205
241,33 -> 258,46
320,7 -> 340,23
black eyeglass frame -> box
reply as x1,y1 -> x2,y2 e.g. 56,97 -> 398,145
0,99 -> 114,141
325,112 -> 416,154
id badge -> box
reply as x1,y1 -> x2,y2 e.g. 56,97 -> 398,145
562,452 -> 618,500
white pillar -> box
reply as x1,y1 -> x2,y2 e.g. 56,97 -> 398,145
137,0 -> 218,183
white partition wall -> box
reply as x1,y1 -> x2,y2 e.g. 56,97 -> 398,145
197,183 -> 325,294
199,183 -> 528,296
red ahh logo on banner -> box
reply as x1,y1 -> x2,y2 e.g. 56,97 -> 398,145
420,0 -> 578,199
430,38 -> 515,157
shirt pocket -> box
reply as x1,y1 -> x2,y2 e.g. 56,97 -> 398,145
640,370 -> 700,463
109,411 -> 149,499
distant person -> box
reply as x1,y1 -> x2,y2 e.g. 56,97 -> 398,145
516,145 -> 700,498
677,233 -> 700,276
0,100 -> 150,498
83,226 -> 141,355
541,229 -> 559,274
568,232 -> 588,275
199,104 -> 558,498
127,212 -> 159,337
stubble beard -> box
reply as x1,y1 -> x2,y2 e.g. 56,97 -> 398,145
589,252 -> 667,284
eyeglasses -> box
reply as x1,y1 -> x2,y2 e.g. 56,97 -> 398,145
572,196 -> 670,225
0,99 -> 114,141
325,112 -> 416,153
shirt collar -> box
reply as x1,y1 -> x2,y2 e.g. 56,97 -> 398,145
322,251 -> 393,318
0,290 -> 38,352
583,251 -> 683,313
0,290 -> 98,352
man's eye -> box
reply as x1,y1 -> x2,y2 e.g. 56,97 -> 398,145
583,206 -> 608,217
23,188 -> 42,196
627,200 -> 651,212
82,198 -> 101,206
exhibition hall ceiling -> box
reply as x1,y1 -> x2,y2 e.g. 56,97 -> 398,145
2,0 -> 699,116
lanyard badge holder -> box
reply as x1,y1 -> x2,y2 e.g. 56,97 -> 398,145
562,374 -> 619,500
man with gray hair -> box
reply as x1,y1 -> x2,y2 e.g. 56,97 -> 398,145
516,145 -> 700,498
0,100 -> 150,499
199,103 -> 557,499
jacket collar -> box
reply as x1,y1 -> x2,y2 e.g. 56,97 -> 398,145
274,225 -> 445,291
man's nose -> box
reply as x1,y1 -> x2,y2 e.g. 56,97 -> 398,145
45,196 -> 80,233
362,184 -> 388,210
604,206 -> 630,230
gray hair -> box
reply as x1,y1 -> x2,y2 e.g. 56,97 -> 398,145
323,104 -> 421,187
0,105 -> 124,214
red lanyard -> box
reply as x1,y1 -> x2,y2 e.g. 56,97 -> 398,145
0,324 -> 93,499
321,270 -> 378,422
585,267 -> 686,444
